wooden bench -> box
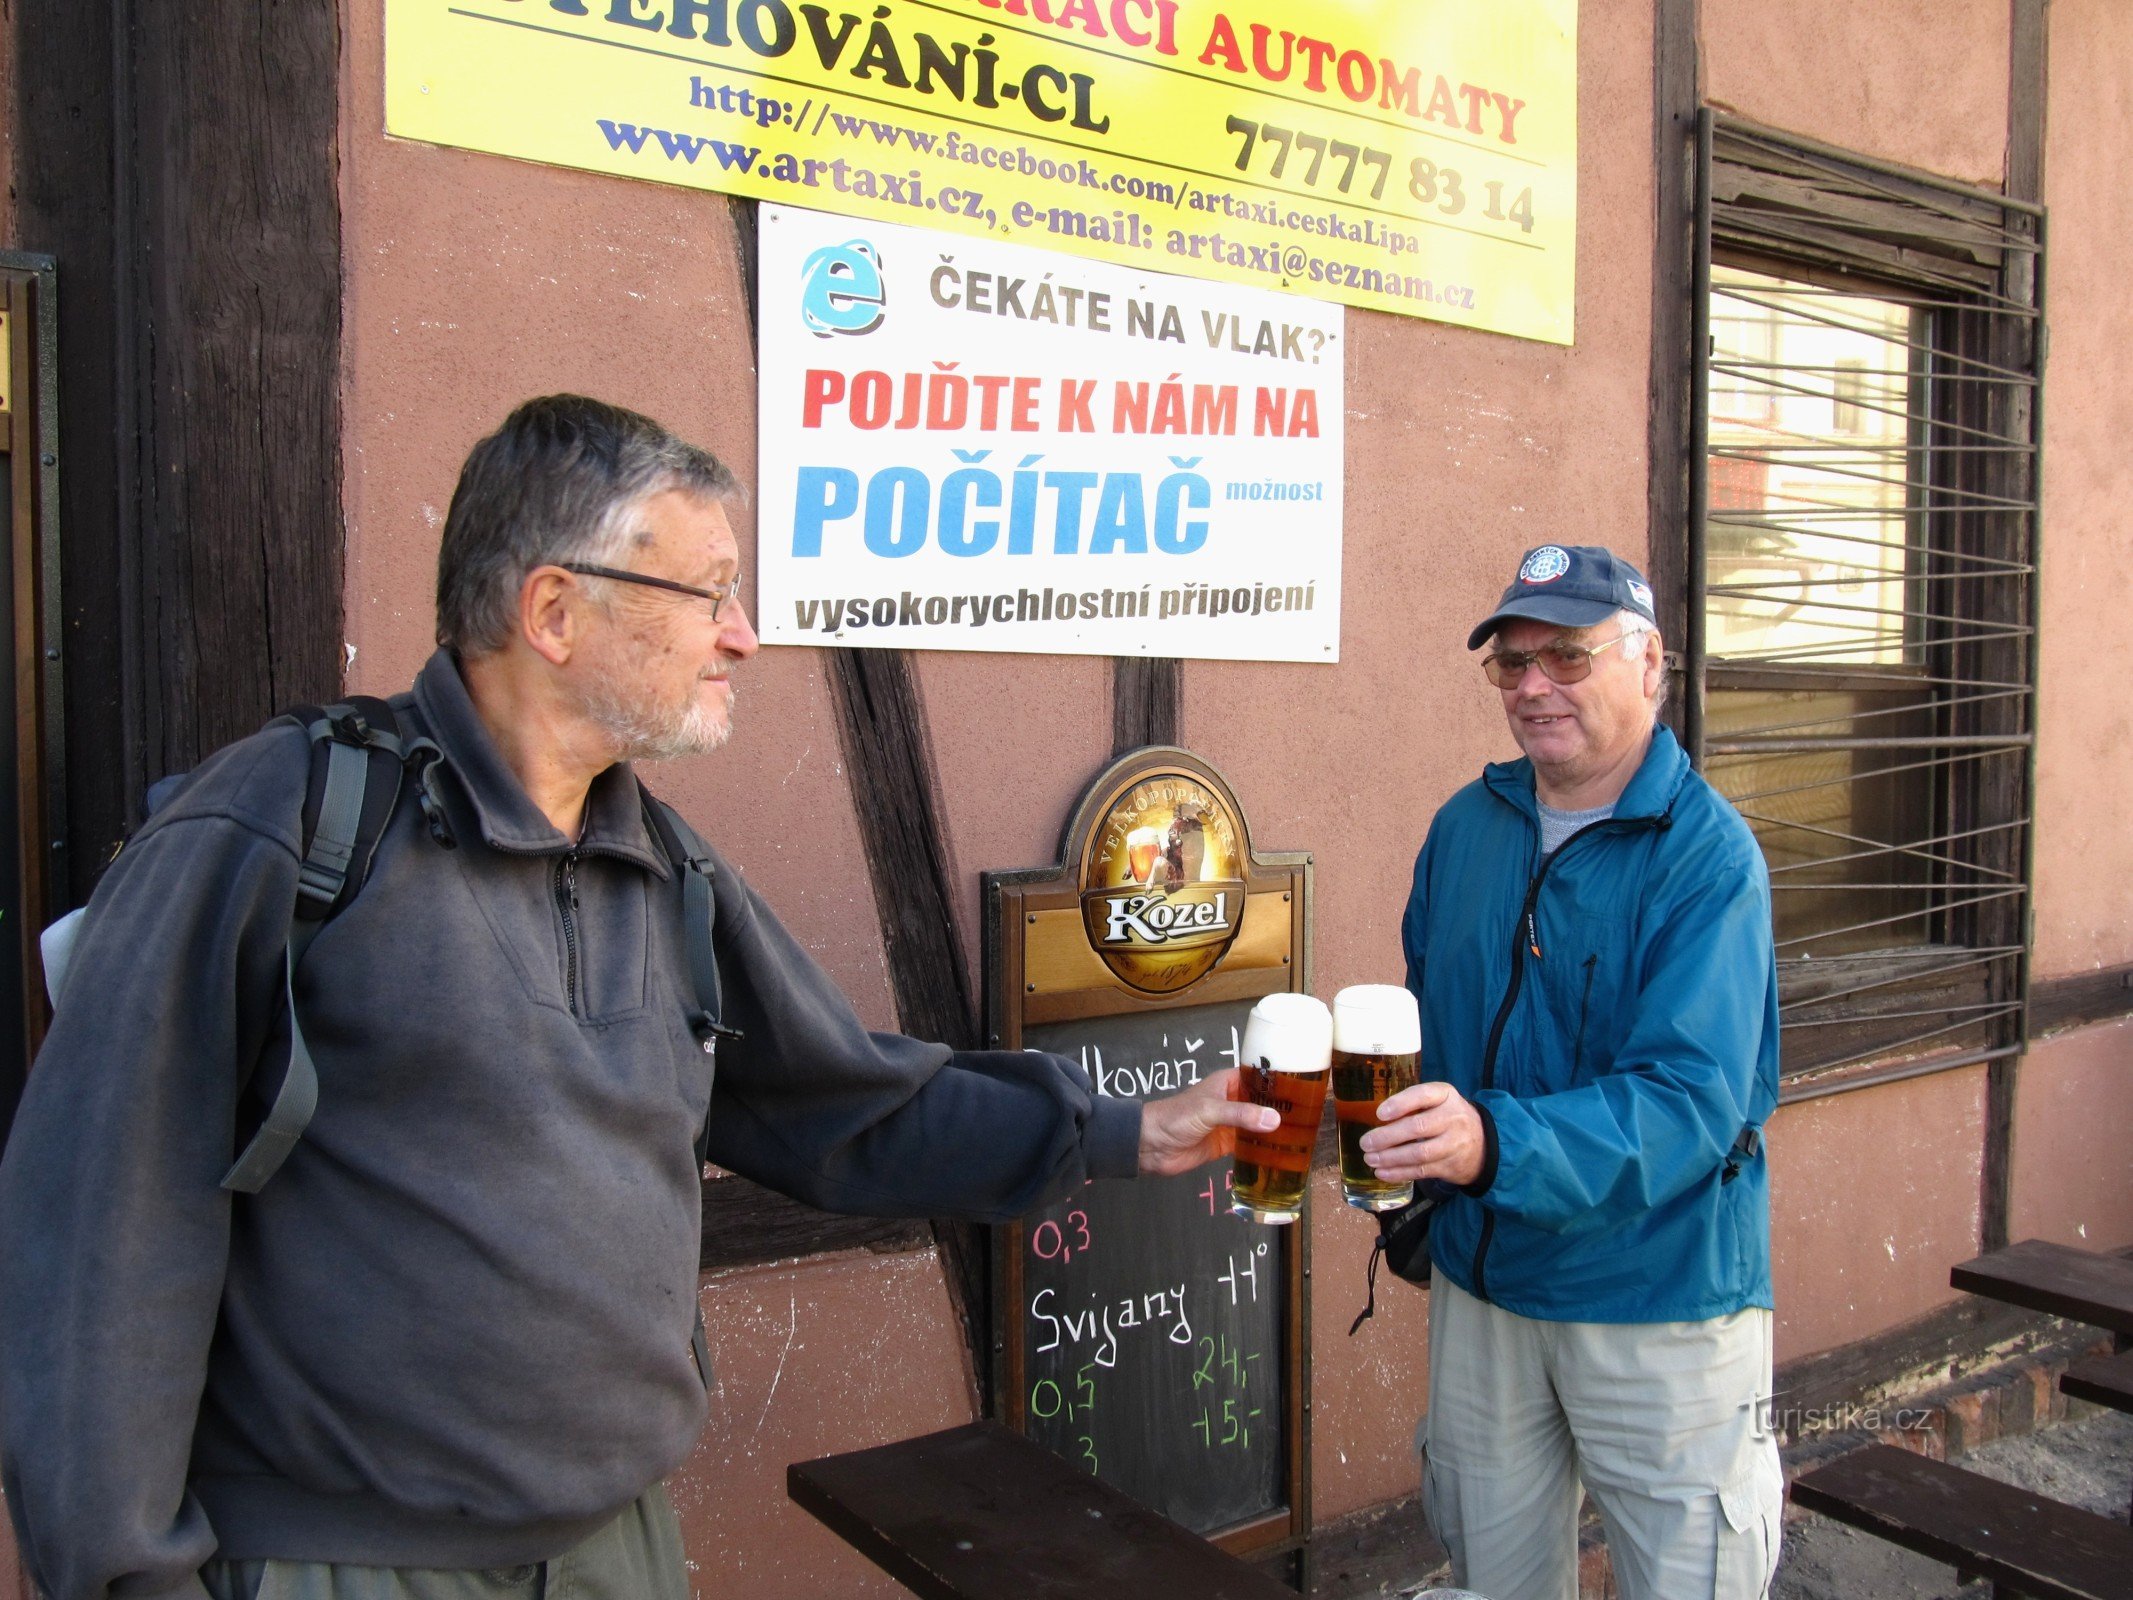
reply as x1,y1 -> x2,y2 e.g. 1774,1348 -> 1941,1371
2061,1348 -> 2133,1416
1951,1240 -> 2133,1337
2059,1349 -> 2133,1520
788,1420 -> 1297,1600
1789,1443 -> 2133,1600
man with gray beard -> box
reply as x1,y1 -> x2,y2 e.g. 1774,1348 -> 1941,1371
0,395 -> 1269,1600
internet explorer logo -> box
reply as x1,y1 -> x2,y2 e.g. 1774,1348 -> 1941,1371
799,240 -> 887,337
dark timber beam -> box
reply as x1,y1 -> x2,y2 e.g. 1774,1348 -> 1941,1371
11,1 -> 121,906
10,0 -> 345,905
1111,657 -> 1181,755
1981,0 -> 2049,1256
1645,0 -> 1700,733
2029,964 -> 2133,1040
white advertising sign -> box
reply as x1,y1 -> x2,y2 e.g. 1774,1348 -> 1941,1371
757,203 -> 1344,662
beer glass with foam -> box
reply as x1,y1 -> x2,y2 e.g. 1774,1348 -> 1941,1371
1126,826 -> 1165,887
1331,984 -> 1422,1211
1229,992 -> 1333,1223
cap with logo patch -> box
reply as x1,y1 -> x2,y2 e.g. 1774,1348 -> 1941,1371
1466,544 -> 1659,651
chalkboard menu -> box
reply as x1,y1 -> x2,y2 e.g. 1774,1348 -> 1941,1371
1020,1002 -> 1284,1534
985,748 -> 1311,1560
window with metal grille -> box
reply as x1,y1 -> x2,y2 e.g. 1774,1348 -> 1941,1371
1684,115 -> 2043,1092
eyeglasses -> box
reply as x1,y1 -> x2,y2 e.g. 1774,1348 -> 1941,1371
561,562 -> 744,622
1483,628 -> 1648,688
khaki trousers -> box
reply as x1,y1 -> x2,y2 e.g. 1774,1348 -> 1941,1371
199,1484 -> 689,1600
1421,1277 -> 1783,1600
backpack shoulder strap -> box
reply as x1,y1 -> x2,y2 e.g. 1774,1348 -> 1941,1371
640,792 -> 742,1068
222,697 -> 413,1195
640,788 -> 739,1391
290,696 -> 412,919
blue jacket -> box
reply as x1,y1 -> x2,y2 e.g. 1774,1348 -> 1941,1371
1402,724 -> 1779,1323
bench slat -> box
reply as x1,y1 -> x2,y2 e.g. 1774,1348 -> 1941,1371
2062,1349 -> 2133,1416
1790,1444 -> 2133,1600
1951,1240 -> 2133,1335
788,1421 -> 1296,1600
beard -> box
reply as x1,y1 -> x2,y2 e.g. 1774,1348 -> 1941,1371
575,662 -> 736,763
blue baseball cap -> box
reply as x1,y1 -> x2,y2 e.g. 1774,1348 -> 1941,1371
1467,545 -> 1658,651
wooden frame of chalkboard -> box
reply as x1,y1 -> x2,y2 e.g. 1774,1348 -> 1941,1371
983,746 -> 1313,1566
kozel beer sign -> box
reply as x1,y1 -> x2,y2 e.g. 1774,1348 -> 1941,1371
984,747 -> 1313,1557
1080,773 -> 1248,995
983,746 -> 1309,1027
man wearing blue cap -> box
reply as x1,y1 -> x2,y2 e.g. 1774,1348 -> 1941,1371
1360,545 -> 1783,1599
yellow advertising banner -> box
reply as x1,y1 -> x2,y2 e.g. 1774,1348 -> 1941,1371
386,0 -> 1577,342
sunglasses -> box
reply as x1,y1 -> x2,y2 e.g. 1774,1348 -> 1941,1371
562,562 -> 744,622
1483,628 -> 1648,688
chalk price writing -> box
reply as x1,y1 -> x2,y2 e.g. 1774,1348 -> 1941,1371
1192,1333 -> 1255,1391
1197,1169 -> 1237,1215
1217,1243 -> 1269,1306
1031,1365 -> 1107,1475
1193,1396 -> 1260,1449
1030,1362 -> 1099,1424
1031,1209 -> 1093,1263
1224,117 -> 1537,237
1190,1334 -> 1263,1451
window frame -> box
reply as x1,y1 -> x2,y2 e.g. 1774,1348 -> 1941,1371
1683,113 -> 2045,1093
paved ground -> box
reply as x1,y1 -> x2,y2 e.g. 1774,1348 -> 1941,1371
1341,1409 -> 2133,1598
1772,1410 -> 2133,1600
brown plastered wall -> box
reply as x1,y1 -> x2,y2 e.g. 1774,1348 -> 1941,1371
1768,1067 -> 1986,1364
2010,1020 -> 2133,1254
676,1250 -> 983,1595
2030,0 -> 2133,980
912,645 -> 1112,966
1308,1167 -> 1431,1515
1701,0 -> 2009,185
338,9 -> 895,1023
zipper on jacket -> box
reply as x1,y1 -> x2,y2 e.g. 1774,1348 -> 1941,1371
1470,868 -> 1544,1304
1573,954 -> 1599,1068
555,851 -> 581,1016
1468,813 -> 1663,1303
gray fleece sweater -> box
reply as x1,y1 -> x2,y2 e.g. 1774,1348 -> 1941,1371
0,650 -> 1141,1599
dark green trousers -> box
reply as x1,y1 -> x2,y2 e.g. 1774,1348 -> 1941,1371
199,1485 -> 688,1600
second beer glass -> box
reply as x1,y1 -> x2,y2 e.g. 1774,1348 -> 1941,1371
1229,992 -> 1333,1224
1331,984 -> 1422,1211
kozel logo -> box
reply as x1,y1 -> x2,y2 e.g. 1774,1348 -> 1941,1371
799,239 -> 888,337
1080,774 -> 1248,995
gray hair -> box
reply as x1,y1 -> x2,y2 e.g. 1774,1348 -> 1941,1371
1593,608 -> 1669,721
436,394 -> 741,656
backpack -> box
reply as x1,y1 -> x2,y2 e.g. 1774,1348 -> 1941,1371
40,700 -> 735,1203
41,698 -> 446,1192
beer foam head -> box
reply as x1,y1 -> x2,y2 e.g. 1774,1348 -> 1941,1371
1241,992 -> 1333,1073
1332,984 -> 1421,1056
